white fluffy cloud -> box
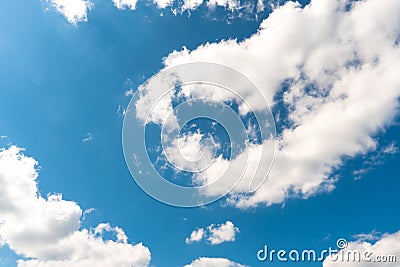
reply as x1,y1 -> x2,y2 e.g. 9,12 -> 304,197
323,231 -> 400,267
186,221 -> 239,245
207,221 -> 239,245
51,0 -> 266,24
184,257 -> 247,267
186,228 -> 205,244
207,0 -> 239,11
181,0 -> 204,11
50,0 -> 93,24
137,0 -> 400,208
153,0 -> 174,8
164,131 -> 218,173
112,0 -> 138,10
0,146 -> 151,267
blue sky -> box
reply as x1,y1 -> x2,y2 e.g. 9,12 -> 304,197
0,0 -> 399,266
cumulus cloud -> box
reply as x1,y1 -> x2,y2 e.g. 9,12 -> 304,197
186,228 -> 205,244
323,231 -> 400,267
50,0 -> 93,24
134,0 -> 400,208
0,146 -> 151,267
164,130 -> 218,173
207,221 -> 239,245
184,257 -> 247,267
186,221 -> 239,245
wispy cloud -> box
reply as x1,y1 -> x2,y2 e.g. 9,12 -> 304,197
125,89 -> 135,97
352,229 -> 382,242
82,132 -> 94,143
353,141 -> 398,180
82,207 -> 95,220
117,104 -> 127,117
